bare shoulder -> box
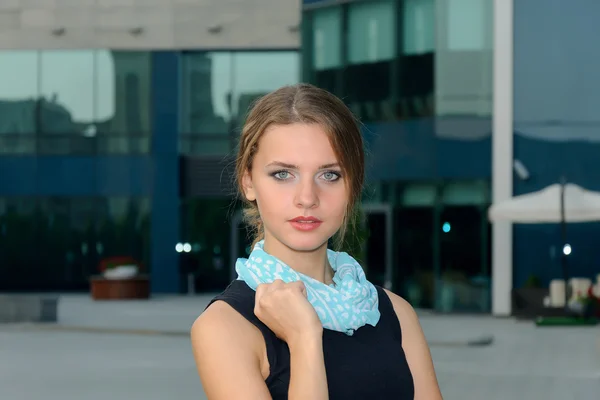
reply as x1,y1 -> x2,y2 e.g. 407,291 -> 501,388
191,300 -> 258,348
383,289 -> 442,400
191,301 -> 271,400
382,287 -> 424,347
192,300 -> 254,336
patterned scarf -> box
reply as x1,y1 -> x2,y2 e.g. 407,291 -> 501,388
235,240 -> 380,336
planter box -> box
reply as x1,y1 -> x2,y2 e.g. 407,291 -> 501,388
90,275 -> 150,300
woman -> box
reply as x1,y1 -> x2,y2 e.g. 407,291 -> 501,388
191,84 -> 442,399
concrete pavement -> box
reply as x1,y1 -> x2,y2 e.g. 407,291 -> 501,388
0,294 -> 598,399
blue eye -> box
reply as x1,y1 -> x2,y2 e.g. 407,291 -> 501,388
322,171 -> 341,182
272,170 -> 291,180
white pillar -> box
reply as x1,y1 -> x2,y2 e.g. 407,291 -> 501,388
492,0 -> 514,316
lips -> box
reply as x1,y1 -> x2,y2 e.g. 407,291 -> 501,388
290,216 -> 322,223
289,216 -> 323,231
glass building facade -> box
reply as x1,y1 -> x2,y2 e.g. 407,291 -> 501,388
0,49 -> 299,293
302,0 -> 494,312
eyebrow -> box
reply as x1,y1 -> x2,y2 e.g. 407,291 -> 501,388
265,161 -> 340,170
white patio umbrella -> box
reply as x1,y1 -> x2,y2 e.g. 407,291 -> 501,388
488,181 -> 600,307
489,183 -> 600,223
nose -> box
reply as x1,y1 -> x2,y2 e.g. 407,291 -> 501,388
294,179 -> 319,209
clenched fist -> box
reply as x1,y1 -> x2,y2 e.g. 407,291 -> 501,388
254,280 -> 323,346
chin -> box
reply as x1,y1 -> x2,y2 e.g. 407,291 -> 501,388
285,234 -> 330,253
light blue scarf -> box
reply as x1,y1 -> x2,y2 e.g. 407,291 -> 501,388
236,240 -> 380,336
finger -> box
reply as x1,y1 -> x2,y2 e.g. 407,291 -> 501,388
255,284 -> 266,303
289,280 -> 305,289
254,284 -> 266,315
289,281 -> 307,296
256,283 -> 266,296
271,279 -> 284,288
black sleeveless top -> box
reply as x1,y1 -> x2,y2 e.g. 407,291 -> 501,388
207,280 -> 415,399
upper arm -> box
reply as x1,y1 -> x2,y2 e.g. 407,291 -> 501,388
190,301 -> 272,400
384,289 -> 442,400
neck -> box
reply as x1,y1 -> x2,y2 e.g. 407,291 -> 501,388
262,238 -> 334,284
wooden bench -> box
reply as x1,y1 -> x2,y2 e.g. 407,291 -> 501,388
90,275 -> 150,300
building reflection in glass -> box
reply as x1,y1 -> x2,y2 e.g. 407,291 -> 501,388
0,50 -> 151,154
179,51 -> 300,155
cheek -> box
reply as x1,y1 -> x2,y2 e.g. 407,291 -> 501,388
254,181 -> 290,214
321,186 -> 349,217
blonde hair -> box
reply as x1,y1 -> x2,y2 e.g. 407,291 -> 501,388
235,84 -> 365,250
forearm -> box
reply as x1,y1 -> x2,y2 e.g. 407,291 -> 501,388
287,335 -> 328,400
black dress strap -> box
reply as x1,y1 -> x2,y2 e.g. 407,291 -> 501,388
374,286 -> 404,344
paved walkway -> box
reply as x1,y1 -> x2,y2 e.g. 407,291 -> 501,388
1,294 -> 599,399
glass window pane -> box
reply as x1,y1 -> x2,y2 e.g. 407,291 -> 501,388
313,7 -> 342,70
0,51 -> 39,153
180,198 -> 232,292
97,197 -> 151,272
396,0 -> 436,121
347,0 -> 395,64
310,7 -> 343,95
39,51 -> 95,134
38,197 -> 75,289
180,52 -> 233,155
344,0 -> 395,123
446,0 -> 492,51
434,0 -> 493,118
181,52 -> 233,135
36,51 -> 94,154
180,51 -> 299,155
231,52 -> 300,127
96,51 -> 152,153
0,197 -> 39,290
404,0 -> 435,55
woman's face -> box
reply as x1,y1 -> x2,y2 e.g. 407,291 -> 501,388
243,123 -> 349,254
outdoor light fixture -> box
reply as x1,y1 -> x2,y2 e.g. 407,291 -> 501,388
176,242 -> 192,253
